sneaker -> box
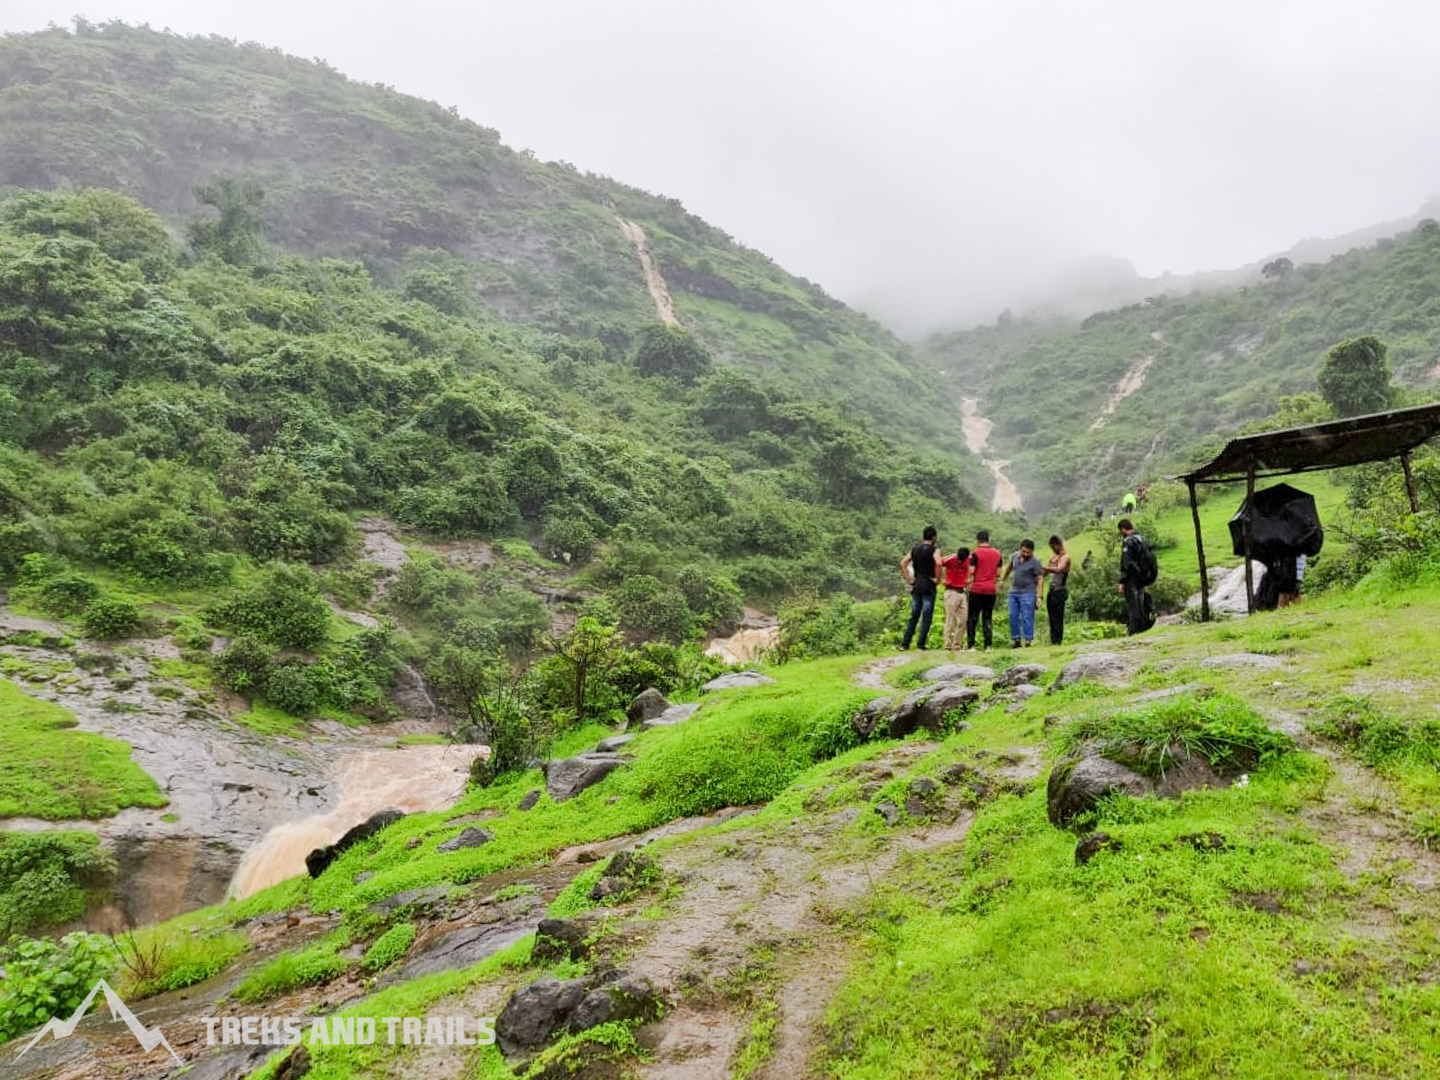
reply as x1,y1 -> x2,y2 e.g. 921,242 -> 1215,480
1011,640 -> 1021,649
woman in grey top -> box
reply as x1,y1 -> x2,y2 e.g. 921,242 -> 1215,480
1001,539 -> 1044,647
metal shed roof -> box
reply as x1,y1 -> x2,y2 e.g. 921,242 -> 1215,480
1176,401 -> 1440,484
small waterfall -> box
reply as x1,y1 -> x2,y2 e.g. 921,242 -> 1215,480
228,745 -> 483,899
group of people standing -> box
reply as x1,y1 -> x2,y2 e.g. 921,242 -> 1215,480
900,527 -> 1072,651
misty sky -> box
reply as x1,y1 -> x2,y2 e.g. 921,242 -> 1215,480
6,1 -> 1440,335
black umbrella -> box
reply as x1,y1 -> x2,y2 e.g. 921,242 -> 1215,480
1229,483 -> 1325,561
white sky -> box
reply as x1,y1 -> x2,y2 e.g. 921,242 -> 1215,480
5,1 -> 1440,334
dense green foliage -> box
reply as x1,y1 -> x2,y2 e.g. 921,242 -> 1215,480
0,831 -> 115,937
0,931 -> 116,1043
1317,334 -> 1395,417
927,226 -> 1440,511
0,22 -> 967,463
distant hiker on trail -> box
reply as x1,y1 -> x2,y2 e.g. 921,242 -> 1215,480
1001,538 -> 1043,647
1094,504 -> 1105,526
899,525 -> 940,650
939,545 -> 972,651
1121,490 -> 1138,513
1117,518 -> 1157,635
1135,483 -> 1149,508
966,530 -> 1004,651
1043,535 -> 1072,646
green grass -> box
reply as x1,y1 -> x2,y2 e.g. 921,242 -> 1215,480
116,926 -> 250,998
231,936 -> 352,1003
234,702 -> 309,736
1056,693 -> 1294,779
822,754 -> 1440,1079
246,936 -> 535,1080
0,676 -> 166,819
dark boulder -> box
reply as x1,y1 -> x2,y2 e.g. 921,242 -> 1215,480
543,753 -> 629,802
626,687 -> 670,725
993,663 -> 1047,689
568,972 -> 663,1032
305,809 -> 404,878
891,684 -> 978,737
438,826 -> 494,853
496,977 -> 590,1055
850,697 -> 894,739
1046,754 -> 1152,827
588,850 -> 658,902
518,789 -> 542,811
532,917 -> 595,963
1075,831 -> 1123,865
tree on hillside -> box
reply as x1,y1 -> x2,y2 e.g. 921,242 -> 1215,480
633,324 -> 712,384
1317,335 -> 1395,418
188,178 -> 267,265
1261,257 -> 1293,280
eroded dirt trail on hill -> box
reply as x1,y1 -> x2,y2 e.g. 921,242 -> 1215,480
1089,348 -> 1157,431
617,216 -> 679,327
959,398 -> 1024,513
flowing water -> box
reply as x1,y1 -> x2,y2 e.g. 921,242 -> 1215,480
228,744 -> 484,899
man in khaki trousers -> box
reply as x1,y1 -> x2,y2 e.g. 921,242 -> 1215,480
938,545 -> 972,652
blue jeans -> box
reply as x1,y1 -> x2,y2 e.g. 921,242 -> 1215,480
1008,591 -> 1036,643
902,590 -> 936,649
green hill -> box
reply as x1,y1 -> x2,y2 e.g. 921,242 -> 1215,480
926,223 -> 1440,512
0,21 -> 960,458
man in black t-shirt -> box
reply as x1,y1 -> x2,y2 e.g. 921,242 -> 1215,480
900,525 -> 940,650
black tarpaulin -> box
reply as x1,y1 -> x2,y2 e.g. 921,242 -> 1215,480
1229,483 -> 1325,560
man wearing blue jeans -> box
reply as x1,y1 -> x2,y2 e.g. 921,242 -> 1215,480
899,525 -> 940,650
1001,538 -> 1043,647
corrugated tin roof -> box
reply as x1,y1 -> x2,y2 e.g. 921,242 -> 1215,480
1175,401 -> 1440,484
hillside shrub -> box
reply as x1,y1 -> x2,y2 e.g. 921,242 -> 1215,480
0,932 -> 116,1043
0,831 -> 116,937
207,564 -> 330,650
213,635 -> 276,693
79,596 -> 142,639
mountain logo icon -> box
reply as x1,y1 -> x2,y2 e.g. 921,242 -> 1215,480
15,978 -> 180,1066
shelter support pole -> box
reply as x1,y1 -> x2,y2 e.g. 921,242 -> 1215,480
1243,465 -> 1256,615
1401,449 -> 1421,514
1188,479 -> 1210,622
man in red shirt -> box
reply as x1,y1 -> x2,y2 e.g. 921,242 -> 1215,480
966,530 -> 1004,651
938,545 -> 972,651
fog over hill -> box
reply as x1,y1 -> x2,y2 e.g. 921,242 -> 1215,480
5,0 -> 1440,335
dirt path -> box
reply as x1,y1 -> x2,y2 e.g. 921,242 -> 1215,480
1089,352 -> 1156,431
959,398 -> 1024,513
617,216 -> 679,327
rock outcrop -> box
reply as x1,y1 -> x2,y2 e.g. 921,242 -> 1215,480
305,809 -> 404,877
543,753 -> 630,802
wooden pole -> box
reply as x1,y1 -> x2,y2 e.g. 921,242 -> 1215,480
1402,449 -> 1421,514
1188,479 -> 1211,622
1243,465 -> 1256,615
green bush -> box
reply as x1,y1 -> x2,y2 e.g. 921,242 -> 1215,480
79,596 -> 142,639
264,662 -> 322,716
207,564 -> 330,650
213,635 -> 276,693
33,572 -> 101,617
0,832 -> 116,937
360,921 -> 417,972
0,932 -> 117,1043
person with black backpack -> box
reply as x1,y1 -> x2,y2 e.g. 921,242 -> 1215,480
1117,518 -> 1157,635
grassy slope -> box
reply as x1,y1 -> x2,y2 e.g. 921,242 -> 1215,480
926,226 -> 1440,511
825,580 -> 1440,1079
0,23 -> 957,455
27,575 -> 1437,1078
0,674 -> 165,818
